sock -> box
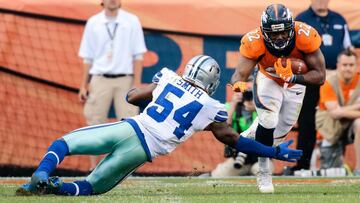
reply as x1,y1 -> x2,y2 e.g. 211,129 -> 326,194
255,124 -> 273,173
255,124 -> 275,146
259,157 -> 270,173
59,180 -> 93,196
35,139 -> 69,175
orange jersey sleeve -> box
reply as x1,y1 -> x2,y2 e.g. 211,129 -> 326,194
295,21 -> 322,53
240,28 -> 266,60
318,80 -> 337,110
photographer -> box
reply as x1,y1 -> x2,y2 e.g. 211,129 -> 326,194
210,81 -> 263,177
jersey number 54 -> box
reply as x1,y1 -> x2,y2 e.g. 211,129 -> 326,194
146,84 -> 204,139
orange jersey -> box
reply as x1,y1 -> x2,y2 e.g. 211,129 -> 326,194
240,21 -> 321,85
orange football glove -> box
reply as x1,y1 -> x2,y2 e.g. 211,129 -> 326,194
232,81 -> 247,92
274,58 -> 294,83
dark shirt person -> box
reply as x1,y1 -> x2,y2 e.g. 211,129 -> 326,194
288,0 -> 353,173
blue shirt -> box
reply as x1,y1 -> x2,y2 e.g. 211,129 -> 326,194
295,7 -> 352,69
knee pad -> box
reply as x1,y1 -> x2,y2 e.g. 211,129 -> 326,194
255,124 -> 274,146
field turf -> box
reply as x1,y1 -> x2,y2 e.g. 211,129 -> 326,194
1,177 -> 360,202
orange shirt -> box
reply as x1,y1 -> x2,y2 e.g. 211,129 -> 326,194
240,21 -> 321,86
318,73 -> 360,110
317,73 -> 360,140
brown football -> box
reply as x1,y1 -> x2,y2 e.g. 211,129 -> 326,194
281,58 -> 308,74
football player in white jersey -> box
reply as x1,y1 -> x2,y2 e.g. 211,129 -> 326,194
17,55 -> 302,196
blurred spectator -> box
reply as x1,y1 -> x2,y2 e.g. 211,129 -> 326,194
78,0 -> 147,170
210,81 -> 270,177
316,49 -> 360,175
288,0 -> 353,174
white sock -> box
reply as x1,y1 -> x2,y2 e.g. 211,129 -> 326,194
258,157 -> 270,173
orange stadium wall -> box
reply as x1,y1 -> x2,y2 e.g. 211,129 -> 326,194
1,0 -> 360,175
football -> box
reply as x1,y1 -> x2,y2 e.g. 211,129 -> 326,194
281,58 -> 308,74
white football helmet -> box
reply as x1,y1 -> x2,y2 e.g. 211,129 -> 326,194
182,55 -> 221,96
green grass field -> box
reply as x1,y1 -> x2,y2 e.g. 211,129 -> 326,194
1,177 -> 360,203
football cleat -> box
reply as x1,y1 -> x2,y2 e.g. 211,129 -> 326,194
16,176 -> 62,196
257,170 -> 274,193
31,171 -> 49,189
16,171 -> 49,195
45,176 -> 62,194
16,183 -> 37,196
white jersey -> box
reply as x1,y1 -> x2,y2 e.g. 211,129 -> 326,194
131,68 -> 227,158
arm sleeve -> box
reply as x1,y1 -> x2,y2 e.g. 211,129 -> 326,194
213,110 -> 228,123
206,100 -> 228,123
152,71 -> 163,84
235,136 -> 276,158
152,67 -> 176,84
131,18 -> 147,56
78,20 -> 95,59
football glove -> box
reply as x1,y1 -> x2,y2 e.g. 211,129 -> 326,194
274,140 -> 303,162
232,81 -> 247,92
274,58 -> 295,83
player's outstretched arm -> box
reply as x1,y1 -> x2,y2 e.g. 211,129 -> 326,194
206,122 -> 303,162
126,83 -> 156,107
301,49 -> 326,85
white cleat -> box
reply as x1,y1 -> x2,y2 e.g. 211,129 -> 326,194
257,171 -> 274,193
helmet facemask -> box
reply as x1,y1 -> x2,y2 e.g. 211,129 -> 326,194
262,27 -> 294,50
261,5 -> 295,50
182,55 -> 221,96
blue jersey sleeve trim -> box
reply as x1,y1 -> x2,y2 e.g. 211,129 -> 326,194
214,110 -> 228,122
214,115 -> 227,122
152,71 -> 163,83
125,119 -> 152,162
216,110 -> 228,117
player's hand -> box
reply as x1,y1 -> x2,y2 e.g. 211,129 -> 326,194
232,81 -> 247,92
78,87 -> 88,103
274,140 -> 303,162
274,58 -> 294,83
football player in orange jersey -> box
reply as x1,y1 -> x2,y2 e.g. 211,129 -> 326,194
231,4 -> 326,193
